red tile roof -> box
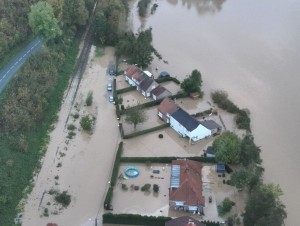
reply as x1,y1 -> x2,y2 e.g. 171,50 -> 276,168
169,159 -> 205,207
157,98 -> 179,116
151,85 -> 171,96
125,65 -> 140,78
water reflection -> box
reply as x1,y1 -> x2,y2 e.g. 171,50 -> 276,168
166,0 -> 226,14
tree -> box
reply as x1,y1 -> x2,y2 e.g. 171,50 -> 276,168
240,134 -> 262,167
6,159 -> 14,177
218,198 -> 235,216
62,0 -> 88,28
28,2 -> 62,41
180,69 -> 203,95
212,131 -> 241,164
124,104 -> 147,129
230,170 -> 252,189
131,28 -> 161,68
80,115 -> 93,131
86,91 -> 93,106
243,184 -> 287,226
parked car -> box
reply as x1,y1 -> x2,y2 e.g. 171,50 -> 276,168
109,96 -> 114,102
107,83 -> 112,91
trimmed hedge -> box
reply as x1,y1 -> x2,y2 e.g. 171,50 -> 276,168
116,86 -> 136,94
102,213 -> 220,226
155,76 -> 180,84
110,142 -> 123,186
123,124 -> 169,139
120,92 -> 188,115
103,213 -> 171,226
120,156 -> 217,164
118,123 -> 124,138
104,187 -> 113,209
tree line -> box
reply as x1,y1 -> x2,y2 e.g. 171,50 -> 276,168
0,0 -> 93,224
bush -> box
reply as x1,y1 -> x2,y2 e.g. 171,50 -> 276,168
67,124 -> 76,130
86,90 -> 93,106
72,112 -> 79,119
67,131 -> 76,139
122,184 -> 128,191
80,115 -> 93,131
43,208 -> 49,217
153,184 -> 159,193
158,134 -> 163,139
218,198 -> 235,216
54,191 -> 71,208
123,124 -> 169,139
141,184 -> 151,192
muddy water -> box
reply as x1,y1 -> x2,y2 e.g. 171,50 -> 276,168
130,0 -> 300,225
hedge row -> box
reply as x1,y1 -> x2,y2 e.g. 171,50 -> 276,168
155,76 -> 180,84
120,92 -> 188,115
120,156 -> 217,164
116,86 -> 136,94
103,187 -> 113,209
102,213 -> 171,226
123,124 -> 169,139
102,213 -> 220,226
110,142 -> 123,187
211,90 -> 251,132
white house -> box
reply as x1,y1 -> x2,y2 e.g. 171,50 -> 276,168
170,108 -> 211,142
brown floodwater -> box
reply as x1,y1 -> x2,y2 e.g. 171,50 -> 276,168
130,0 -> 300,225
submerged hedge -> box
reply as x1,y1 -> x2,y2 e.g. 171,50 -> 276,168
155,76 -> 180,84
120,156 -> 217,164
103,213 -> 171,226
123,124 -> 169,139
110,141 -> 123,186
102,213 -> 220,226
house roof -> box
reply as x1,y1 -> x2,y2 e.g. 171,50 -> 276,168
151,85 -> 172,97
132,71 -> 147,82
171,108 -> 200,132
200,120 -> 222,130
169,159 -> 205,207
125,65 -> 140,78
139,77 -> 158,91
157,98 -> 179,116
165,216 -> 205,226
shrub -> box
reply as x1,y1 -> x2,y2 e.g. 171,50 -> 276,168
141,184 -> 151,192
86,90 -> 93,106
122,184 -> 128,191
153,184 -> 159,193
54,175 -> 59,180
218,198 -> 235,216
67,124 -> 76,130
67,131 -> 76,139
80,115 -> 93,131
54,191 -> 71,208
72,112 -> 79,119
134,186 -> 139,190
43,208 -> 49,217
158,134 -> 163,139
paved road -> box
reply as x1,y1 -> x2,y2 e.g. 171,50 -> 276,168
0,37 -> 42,93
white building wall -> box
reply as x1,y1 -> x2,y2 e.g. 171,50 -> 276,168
170,117 -> 188,137
170,117 -> 211,141
188,124 -> 211,141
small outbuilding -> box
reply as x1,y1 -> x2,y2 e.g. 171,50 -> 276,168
200,120 -> 222,135
216,163 -> 225,173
